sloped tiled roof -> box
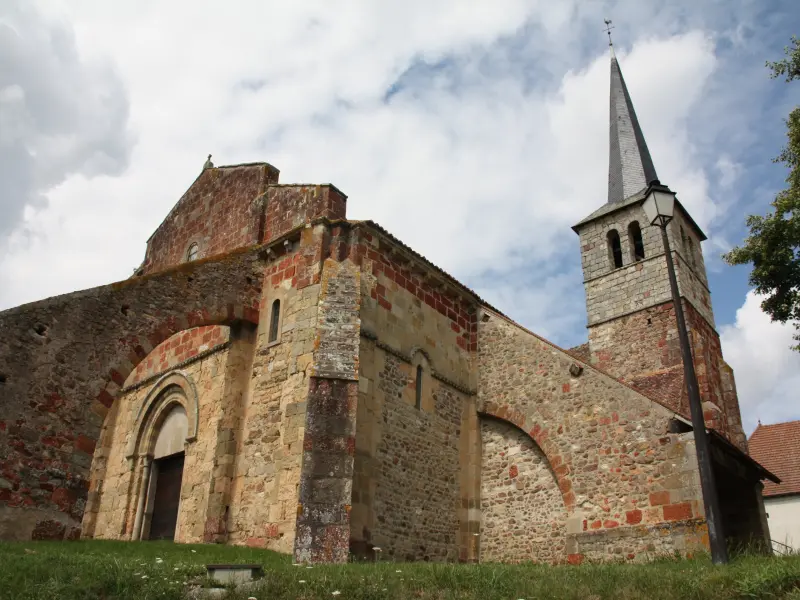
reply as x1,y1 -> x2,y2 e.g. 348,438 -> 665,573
748,420 -> 800,497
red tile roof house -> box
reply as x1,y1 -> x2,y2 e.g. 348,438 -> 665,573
749,420 -> 800,553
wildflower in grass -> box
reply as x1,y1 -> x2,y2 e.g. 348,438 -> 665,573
332,591 -> 341,596
141,575 -> 148,579
191,549 -> 197,553
299,580 -> 306,583
396,570 -> 402,573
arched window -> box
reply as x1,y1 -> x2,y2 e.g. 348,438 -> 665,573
607,229 -> 623,269
268,299 -> 280,343
186,243 -> 199,262
680,225 -> 687,251
687,237 -> 697,269
628,221 -> 645,261
410,349 -> 430,411
415,364 -> 423,410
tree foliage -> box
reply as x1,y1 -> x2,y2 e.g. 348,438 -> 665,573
724,36 -> 800,351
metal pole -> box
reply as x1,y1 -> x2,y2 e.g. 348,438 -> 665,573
659,225 -> 728,564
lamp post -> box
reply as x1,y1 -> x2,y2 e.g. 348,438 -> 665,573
642,180 -> 729,565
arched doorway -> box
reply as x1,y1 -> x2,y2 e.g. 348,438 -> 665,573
146,405 -> 188,540
126,372 -> 199,542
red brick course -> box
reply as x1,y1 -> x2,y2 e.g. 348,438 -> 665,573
128,325 -> 229,386
349,226 -> 478,351
663,502 -> 693,521
649,491 -> 670,506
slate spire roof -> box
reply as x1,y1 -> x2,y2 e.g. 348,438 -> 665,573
607,48 -> 658,204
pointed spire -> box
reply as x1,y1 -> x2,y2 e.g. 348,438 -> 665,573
607,49 -> 658,204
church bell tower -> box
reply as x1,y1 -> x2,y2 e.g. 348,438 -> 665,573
572,45 -> 747,449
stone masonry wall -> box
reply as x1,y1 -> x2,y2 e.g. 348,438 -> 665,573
225,223 -> 330,553
264,185 -> 347,243
588,301 -> 745,448
579,202 -> 714,328
351,225 -> 476,377
479,418 -> 567,563
126,326 -> 229,387
576,200 -> 746,446
226,250 -> 319,552
142,164 -> 279,275
294,259 -> 362,563
353,345 -> 463,562
350,226 -> 476,562
477,310 -> 708,562
90,350 -> 230,542
0,247 -> 264,541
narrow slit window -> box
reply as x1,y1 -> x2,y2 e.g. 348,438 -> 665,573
268,299 -> 280,343
628,222 -> 645,261
607,230 -> 623,269
687,238 -> 697,269
415,364 -> 423,410
186,243 -> 199,262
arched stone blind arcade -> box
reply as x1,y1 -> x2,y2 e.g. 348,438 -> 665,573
628,221 -> 645,262
607,229 -> 623,269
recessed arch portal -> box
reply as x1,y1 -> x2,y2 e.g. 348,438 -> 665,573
125,371 -> 199,460
126,371 -> 199,541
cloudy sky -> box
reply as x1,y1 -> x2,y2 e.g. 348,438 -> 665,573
1,0 -> 798,433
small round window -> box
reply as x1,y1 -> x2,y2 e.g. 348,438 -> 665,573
186,243 -> 199,262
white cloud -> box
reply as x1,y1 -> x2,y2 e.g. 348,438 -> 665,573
716,155 -> 742,188
720,291 -> 800,434
0,2 -> 722,336
0,0 -> 132,238
2,0 -> 797,435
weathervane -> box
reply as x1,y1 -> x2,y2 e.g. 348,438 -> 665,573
603,18 -> 614,47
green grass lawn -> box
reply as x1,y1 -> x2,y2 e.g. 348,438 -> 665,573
0,540 -> 799,600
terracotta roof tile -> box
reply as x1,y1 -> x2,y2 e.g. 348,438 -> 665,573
748,420 -> 800,497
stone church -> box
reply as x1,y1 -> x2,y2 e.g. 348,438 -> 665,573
0,50 -> 779,564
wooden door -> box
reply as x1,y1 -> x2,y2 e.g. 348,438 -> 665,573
149,453 -> 184,540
